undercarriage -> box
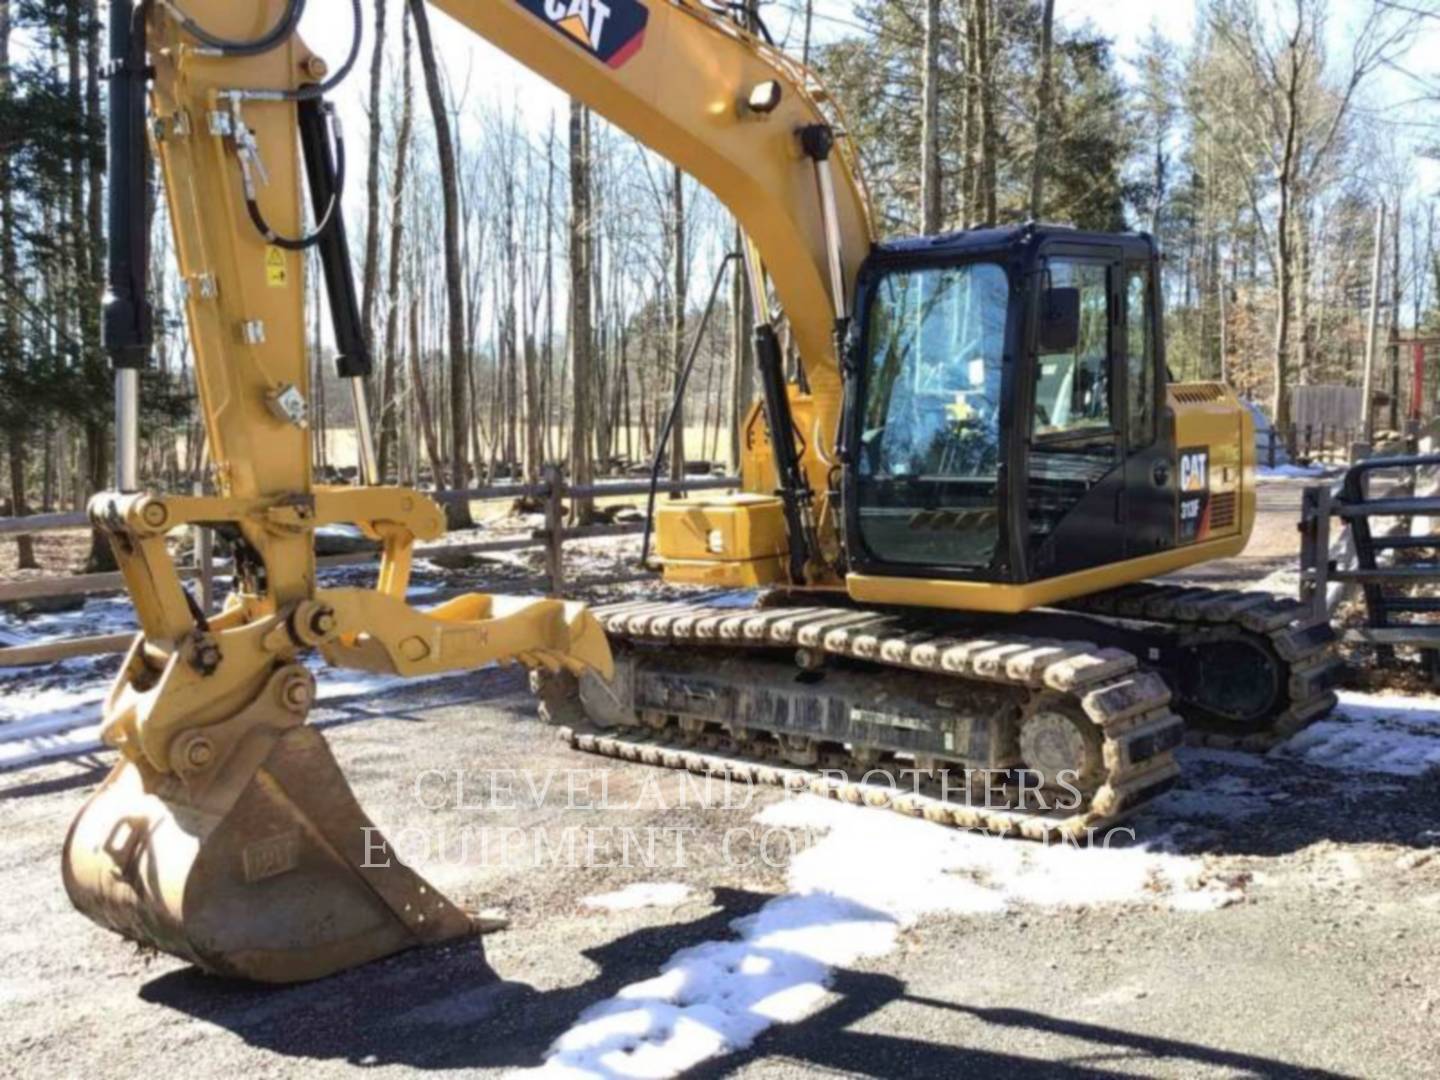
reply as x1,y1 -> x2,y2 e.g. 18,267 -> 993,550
533,584 -> 1343,841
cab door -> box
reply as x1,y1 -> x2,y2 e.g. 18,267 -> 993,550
1120,258 -> 1176,557
1025,245 -> 1128,577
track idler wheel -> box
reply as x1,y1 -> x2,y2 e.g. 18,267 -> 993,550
62,666 -> 477,983
1018,696 -> 1106,799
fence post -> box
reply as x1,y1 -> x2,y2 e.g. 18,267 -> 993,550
197,526 -> 214,613
543,464 -> 565,597
1299,484 -> 1331,623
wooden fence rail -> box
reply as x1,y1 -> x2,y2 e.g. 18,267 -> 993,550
1,472 -> 738,668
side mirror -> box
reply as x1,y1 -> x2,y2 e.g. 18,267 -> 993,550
1038,287 -> 1080,354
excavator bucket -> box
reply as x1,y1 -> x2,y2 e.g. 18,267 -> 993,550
62,591 -> 614,983
63,711 -> 475,984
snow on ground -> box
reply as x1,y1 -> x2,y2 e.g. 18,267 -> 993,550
0,569 -> 459,771
1258,463 -> 1335,479
525,796 -> 1242,1080
1272,690 -> 1440,777
582,884 -> 694,912
0,654 -> 464,770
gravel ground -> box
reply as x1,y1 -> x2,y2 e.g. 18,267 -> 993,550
3,665 -> 1439,1078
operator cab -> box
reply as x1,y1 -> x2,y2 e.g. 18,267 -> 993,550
843,224 -> 1175,588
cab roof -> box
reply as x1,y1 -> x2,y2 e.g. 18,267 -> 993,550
872,223 -> 1158,261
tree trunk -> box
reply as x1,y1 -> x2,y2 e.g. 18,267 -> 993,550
919,0 -> 942,234
1271,52 -> 1302,433
975,0 -> 997,226
961,0 -> 977,225
1029,0 -> 1054,221
669,167 -> 687,486
1294,198 -> 1312,387
360,0 -> 386,355
1389,199 -> 1403,433
568,100 -> 595,523
407,297 -> 446,489
0,0 -> 35,567
409,0 -> 472,527
377,6 -> 414,481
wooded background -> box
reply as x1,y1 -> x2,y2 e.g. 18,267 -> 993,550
2,0 -> 1438,567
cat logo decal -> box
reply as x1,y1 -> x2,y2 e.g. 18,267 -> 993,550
1177,448 -> 1211,544
517,0 -> 650,69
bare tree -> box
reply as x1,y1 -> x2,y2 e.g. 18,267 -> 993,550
377,4 -> 414,480
669,166 -> 687,483
568,99 -> 595,523
1209,0 -> 1422,428
360,0 -> 387,352
408,0 -> 473,527
919,0 -> 942,233
1029,0 -> 1055,221
973,0 -> 997,225
0,0 -> 35,567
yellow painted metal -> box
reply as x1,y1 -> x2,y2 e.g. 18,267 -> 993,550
655,494 -> 788,561
64,664 -> 478,984
848,534 -> 1250,614
661,555 -> 788,588
655,493 -> 789,587
1171,382 -> 1256,542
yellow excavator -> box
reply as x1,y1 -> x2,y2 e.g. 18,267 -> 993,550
64,0 -> 1341,983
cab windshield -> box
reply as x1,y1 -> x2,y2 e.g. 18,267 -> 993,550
855,261 -> 1009,568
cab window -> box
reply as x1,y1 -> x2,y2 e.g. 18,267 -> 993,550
1032,261 -> 1112,437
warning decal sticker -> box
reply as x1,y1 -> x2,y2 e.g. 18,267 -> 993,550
265,246 -> 288,288
1178,447 -> 1211,544
515,0 -> 649,69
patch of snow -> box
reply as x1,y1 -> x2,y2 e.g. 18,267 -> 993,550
1272,691 -> 1440,777
0,570 -> 467,771
0,650 -> 470,772
525,796 -> 1237,1079
582,883 -> 694,912
1258,463 -> 1332,479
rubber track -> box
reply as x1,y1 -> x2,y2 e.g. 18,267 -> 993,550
1059,582 -> 1342,751
547,600 -> 1189,843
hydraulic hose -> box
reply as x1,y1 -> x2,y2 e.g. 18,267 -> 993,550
241,103 -> 346,251
161,0 -> 361,102
159,0 -> 306,57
